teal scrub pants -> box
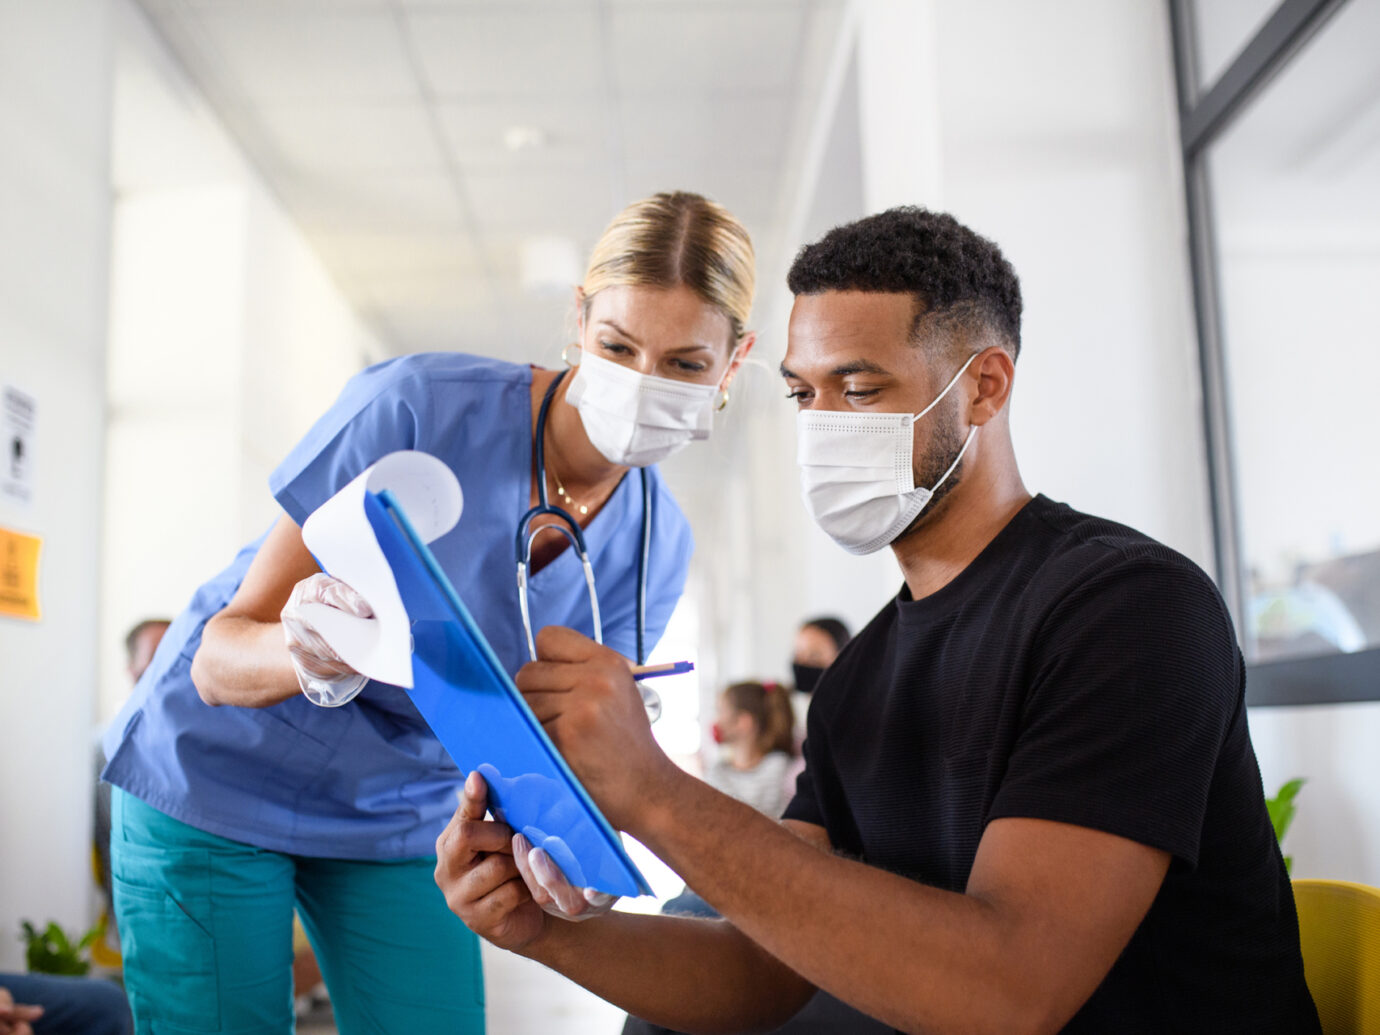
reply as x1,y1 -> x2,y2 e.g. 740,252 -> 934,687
110,789 -> 484,1035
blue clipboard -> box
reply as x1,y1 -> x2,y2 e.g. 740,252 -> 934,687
363,487 -> 652,898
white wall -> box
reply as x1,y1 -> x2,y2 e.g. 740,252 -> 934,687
930,0 -> 1212,567
679,0 -> 1212,701
98,0 -> 383,723
1250,703 -> 1380,884
0,0 -> 384,969
0,0 -> 114,971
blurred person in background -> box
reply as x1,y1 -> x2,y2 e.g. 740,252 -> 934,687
790,615 -> 850,695
91,618 -> 171,971
655,680 -> 798,922
101,191 -> 758,1035
0,977 -> 130,1035
706,680 -> 796,819
786,615 -> 851,788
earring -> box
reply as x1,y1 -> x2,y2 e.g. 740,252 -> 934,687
716,389 -> 730,412
561,343 -> 581,367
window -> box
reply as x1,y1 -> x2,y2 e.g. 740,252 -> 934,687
1170,0 -> 1380,703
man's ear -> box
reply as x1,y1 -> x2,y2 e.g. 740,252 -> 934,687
968,346 -> 1015,426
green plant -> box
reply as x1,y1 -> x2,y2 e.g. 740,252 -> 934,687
1265,777 -> 1306,875
19,918 -> 101,976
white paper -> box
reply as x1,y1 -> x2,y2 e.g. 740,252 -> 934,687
2,384 -> 36,507
300,450 -> 463,688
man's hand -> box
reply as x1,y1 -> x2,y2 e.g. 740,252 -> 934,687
516,626 -> 681,832
0,986 -> 43,1035
435,772 -> 548,953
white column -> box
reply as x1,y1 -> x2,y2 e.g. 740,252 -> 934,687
856,0 -> 944,212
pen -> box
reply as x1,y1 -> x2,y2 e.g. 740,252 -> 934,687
629,660 -> 695,680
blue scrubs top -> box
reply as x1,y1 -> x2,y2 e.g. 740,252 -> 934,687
102,353 -> 693,859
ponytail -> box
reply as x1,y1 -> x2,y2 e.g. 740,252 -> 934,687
723,681 -> 797,759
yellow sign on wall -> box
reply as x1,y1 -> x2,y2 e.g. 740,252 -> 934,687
0,526 -> 42,621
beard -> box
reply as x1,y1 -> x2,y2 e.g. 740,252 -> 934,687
890,402 -> 970,547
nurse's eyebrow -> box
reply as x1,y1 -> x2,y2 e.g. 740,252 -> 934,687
597,319 -> 641,346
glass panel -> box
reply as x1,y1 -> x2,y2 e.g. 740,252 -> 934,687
1208,0 -> 1380,663
1193,0 -> 1281,91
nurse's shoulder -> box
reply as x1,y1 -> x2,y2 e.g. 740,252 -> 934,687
343,351 -> 533,410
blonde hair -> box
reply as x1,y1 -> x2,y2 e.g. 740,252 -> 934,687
582,192 -> 755,341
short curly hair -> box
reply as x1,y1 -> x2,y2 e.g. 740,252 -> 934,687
787,208 -> 1023,358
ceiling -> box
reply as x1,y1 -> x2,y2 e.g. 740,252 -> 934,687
131,0 -> 845,357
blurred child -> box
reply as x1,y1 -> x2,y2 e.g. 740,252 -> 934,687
705,680 -> 797,819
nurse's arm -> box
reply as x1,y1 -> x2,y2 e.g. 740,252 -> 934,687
190,513 -> 320,707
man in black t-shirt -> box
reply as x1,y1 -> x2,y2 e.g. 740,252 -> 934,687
436,209 -> 1320,1033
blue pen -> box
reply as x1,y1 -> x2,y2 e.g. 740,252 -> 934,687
630,660 -> 695,680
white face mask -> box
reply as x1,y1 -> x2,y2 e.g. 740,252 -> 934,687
565,349 -> 721,467
796,353 -> 980,555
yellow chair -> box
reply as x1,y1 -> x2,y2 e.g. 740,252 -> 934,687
1294,879 -> 1380,1034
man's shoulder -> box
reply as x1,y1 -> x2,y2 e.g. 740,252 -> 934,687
1019,495 -> 1221,611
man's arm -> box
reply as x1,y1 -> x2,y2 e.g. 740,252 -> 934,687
435,773 -> 819,1033
632,776 -> 1168,1034
510,627 -> 1171,1035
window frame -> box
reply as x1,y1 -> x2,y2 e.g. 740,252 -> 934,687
1166,0 -> 1378,706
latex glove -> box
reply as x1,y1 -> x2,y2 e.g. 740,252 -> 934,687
512,832 -> 618,921
282,573 -> 373,707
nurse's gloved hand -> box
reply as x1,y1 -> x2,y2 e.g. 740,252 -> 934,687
282,573 -> 372,707
511,832 -> 618,921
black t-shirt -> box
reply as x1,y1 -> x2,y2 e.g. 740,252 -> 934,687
784,495 -> 1319,1033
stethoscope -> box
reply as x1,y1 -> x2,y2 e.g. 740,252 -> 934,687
516,368 -> 653,673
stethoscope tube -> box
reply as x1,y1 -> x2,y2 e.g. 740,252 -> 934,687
516,368 -> 650,666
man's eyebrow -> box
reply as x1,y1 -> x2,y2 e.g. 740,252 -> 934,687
780,358 -> 893,379
830,359 -> 890,377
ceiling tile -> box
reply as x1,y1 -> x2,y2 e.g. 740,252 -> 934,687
187,8 -> 418,102
357,268 -> 492,312
436,98 -> 608,171
465,168 -> 612,238
308,229 -> 484,280
607,4 -> 803,96
619,93 -> 789,166
278,172 -> 466,233
177,1 -> 388,8
251,102 -> 446,174
406,7 -> 601,99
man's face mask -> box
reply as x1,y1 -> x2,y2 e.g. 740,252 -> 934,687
795,353 -> 979,555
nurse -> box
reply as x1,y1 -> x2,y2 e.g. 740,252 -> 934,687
101,191 -> 757,1035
